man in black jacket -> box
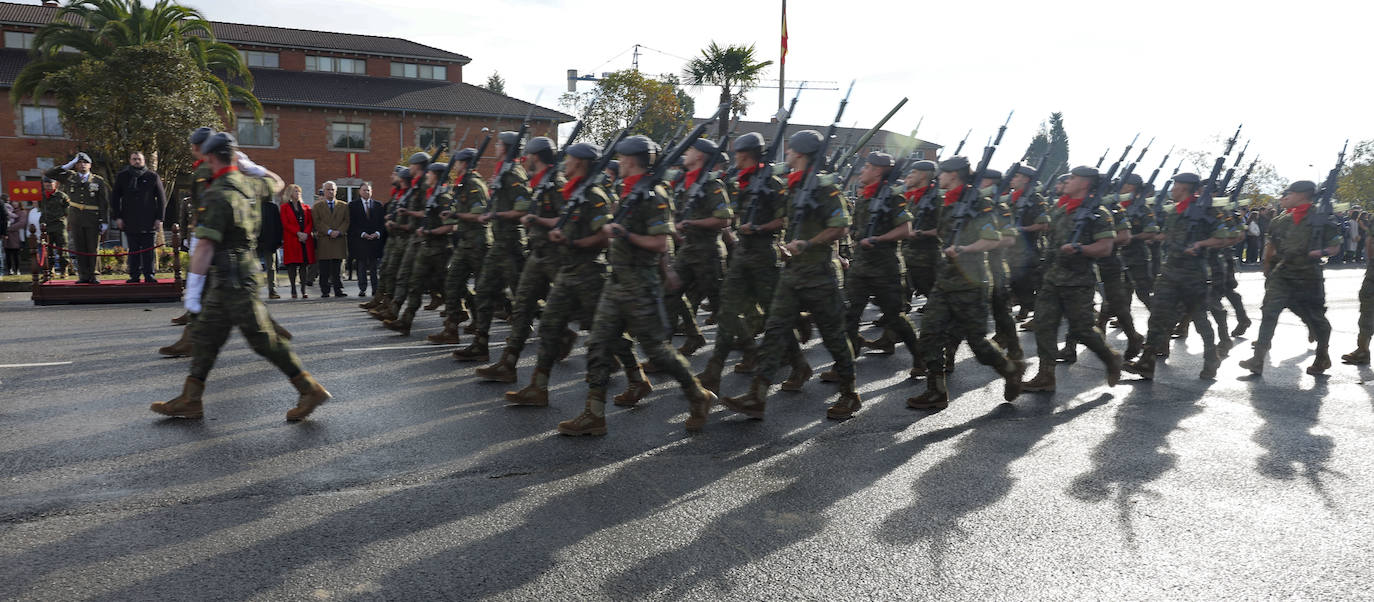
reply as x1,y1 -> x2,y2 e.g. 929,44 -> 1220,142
258,191 -> 284,299
348,182 -> 386,297
111,151 -> 166,283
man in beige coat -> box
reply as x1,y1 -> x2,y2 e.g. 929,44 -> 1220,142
312,181 -> 350,297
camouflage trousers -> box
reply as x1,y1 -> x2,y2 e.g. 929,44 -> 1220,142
190,284 -> 303,381
755,261 -> 853,385
586,266 -> 698,394
664,248 -> 724,339
376,233 -> 409,299
398,245 -> 451,325
535,261 -> 636,375
1255,276 -> 1331,350
844,262 -> 918,357
918,286 -> 1015,381
1144,270 -> 1216,353
1009,258 -> 1043,312
903,248 -> 939,302
1097,266 -> 1140,336
709,242 -> 783,365
443,243 -> 486,323
1360,268 -> 1374,343
502,250 -> 561,356
989,273 -> 1020,352
43,227 -> 67,274
390,237 -> 421,312
1124,260 -> 1154,308
1033,283 -> 1116,367
469,241 -> 521,336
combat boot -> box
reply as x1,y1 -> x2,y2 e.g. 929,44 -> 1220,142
1239,345 -> 1268,375
426,322 -> 462,345
1105,351 -> 1123,387
678,333 -> 707,356
1307,350 -> 1332,376
944,346 -> 958,374
1231,317 -> 1252,338
1022,368 -> 1056,393
1004,340 -> 1024,361
1015,306 -> 1032,322
1171,320 -> 1190,339
1000,359 -> 1027,401
558,328 -> 577,361
558,398 -> 608,436
383,318 -> 411,336
424,294 -> 444,311
506,369 -> 550,407
476,349 -> 519,383
286,372 -> 331,421
722,377 -> 769,419
861,330 -> 896,355
158,327 -> 192,357
697,358 -> 724,395
1019,318 -> 1036,331
614,370 -> 653,407
272,319 -> 293,341
171,311 -> 190,326
819,369 -> 841,383
1199,349 -> 1221,380
1216,335 -> 1233,359
1056,344 -> 1078,364
1341,346 -> 1370,365
451,335 -> 489,362
732,347 -> 758,374
909,360 -> 927,379
639,359 -> 662,374
906,375 -> 949,411
780,361 -> 812,392
826,382 -> 862,420
684,388 -> 717,432
359,296 -> 382,310
1124,333 -> 1145,361
150,376 -> 205,418
1122,349 -> 1156,380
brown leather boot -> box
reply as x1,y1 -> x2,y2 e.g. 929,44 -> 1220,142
170,311 -> 190,326
1217,335 -> 1233,359
1341,347 -> 1370,365
906,385 -> 949,411
158,327 -> 192,357
697,358 -> 724,395
476,349 -> 519,383
685,389 -> 717,432
1123,350 -> 1156,380
1104,351 -> 1122,387
1199,349 -> 1221,380
150,376 -> 205,418
780,362 -> 812,392
722,377 -> 768,419
1307,351 -> 1332,376
1239,346 -> 1268,375
640,359 -> 662,374
1022,369 -> 1056,392
424,294 -> 444,311
1000,359 -> 1027,400
452,335 -> 489,362
909,361 -> 927,379
732,347 -> 758,374
506,369 -> 550,406
1124,333 -> 1145,361
826,384 -> 862,420
819,369 -> 841,383
426,324 -> 461,345
613,377 -> 654,407
383,319 -> 411,336
861,330 -> 896,355
678,334 -> 707,356
272,319 -> 293,341
557,397 -> 607,436
286,372 -> 331,421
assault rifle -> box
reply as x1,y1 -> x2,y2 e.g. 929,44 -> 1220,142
1310,140 -> 1348,252
1069,149 -> 1123,246
490,99 -> 541,194
421,143 -> 452,209
1108,134 -> 1145,201
552,105 -> 648,232
534,92 -> 599,195
678,118 -> 739,221
1128,145 -> 1172,221
1183,124 -> 1243,245
614,103 -> 730,228
862,157 -> 910,239
1226,157 -> 1258,208
743,83 -> 803,227
951,129 -> 971,156
783,80 -> 856,245
1215,139 -> 1250,197
946,111 -> 1013,245
1011,155 -> 1050,226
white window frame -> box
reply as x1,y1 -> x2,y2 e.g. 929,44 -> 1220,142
236,117 -> 276,148
22,106 -> 63,137
331,122 -> 366,150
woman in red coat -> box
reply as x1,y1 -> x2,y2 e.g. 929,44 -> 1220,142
279,184 -> 316,298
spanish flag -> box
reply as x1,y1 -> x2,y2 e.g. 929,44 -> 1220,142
780,0 -> 788,67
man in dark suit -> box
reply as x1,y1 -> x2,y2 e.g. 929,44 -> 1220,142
348,182 -> 386,297
110,151 -> 166,283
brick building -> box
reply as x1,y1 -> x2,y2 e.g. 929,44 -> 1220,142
0,0 -> 571,204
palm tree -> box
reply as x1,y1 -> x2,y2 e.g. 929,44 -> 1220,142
683,42 -> 773,139
11,0 -> 261,123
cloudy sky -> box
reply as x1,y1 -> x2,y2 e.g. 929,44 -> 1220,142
191,0 -> 1367,190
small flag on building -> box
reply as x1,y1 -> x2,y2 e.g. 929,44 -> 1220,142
348,153 -> 359,177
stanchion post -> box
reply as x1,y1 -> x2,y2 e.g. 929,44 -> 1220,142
171,224 -> 183,284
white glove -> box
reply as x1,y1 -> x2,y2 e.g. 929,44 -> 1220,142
236,151 -> 268,177
184,272 -> 205,313
187,235 -> 197,255
62,156 -> 79,170
100,223 -> 108,233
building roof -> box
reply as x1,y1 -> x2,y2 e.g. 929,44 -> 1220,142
693,118 -> 941,154
0,1 -> 469,63
248,68 -> 572,121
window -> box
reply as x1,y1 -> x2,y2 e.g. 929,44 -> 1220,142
417,127 -> 449,150
391,62 -> 446,80
22,106 -> 62,137
237,118 -> 274,147
240,50 -> 279,69
331,123 -> 365,150
4,31 -> 34,49
306,55 -> 364,74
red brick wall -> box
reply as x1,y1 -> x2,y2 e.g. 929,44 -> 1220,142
0,95 -> 86,186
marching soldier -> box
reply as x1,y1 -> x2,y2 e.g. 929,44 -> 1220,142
453,132 -> 530,362
361,166 -> 412,311
906,156 -> 1025,411
45,152 -> 108,284
37,177 -> 68,279
980,168 -> 1024,360
149,132 -> 329,421
1021,166 -> 1123,392
721,130 -> 861,421
1120,181 -> 1161,313
1239,180 -> 1340,375
427,152 -> 491,344
1007,165 -> 1050,323
384,159 -> 464,335
375,152 -> 433,323
900,160 -> 942,306
556,135 -> 717,435
663,137 -> 733,358
1123,173 -> 1237,380
1058,173 -> 1143,363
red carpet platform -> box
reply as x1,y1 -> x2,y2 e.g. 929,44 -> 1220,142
32,278 -> 183,305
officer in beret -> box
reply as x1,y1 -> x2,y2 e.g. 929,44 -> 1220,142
557,135 -> 717,435
1006,164 -> 1051,325
150,132 -> 330,422
477,135 -> 578,382
907,156 -> 1026,411
722,129 -> 863,421
454,131 -> 532,362
1021,165 -> 1122,393
1124,172 -> 1239,380
660,136 -> 733,361
697,131 -> 790,393
386,159 -> 464,336
361,166 -> 413,311
46,151 -> 108,284
507,142 -> 644,407
1241,180 -> 1341,375
374,151 -> 434,322
1058,167 -> 1143,364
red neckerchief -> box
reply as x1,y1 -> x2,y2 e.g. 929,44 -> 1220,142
532,167 -> 550,189
1057,194 -> 1084,213
210,165 -> 238,182
621,173 -> 646,195
682,168 -> 702,193
904,185 -> 929,202
561,175 -> 585,199
861,181 -> 882,200
1289,202 -> 1313,224
192,159 -> 204,169
786,170 -> 805,189
737,164 -> 760,188
1012,189 -> 1024,202
1176,194 -> 1198,214
425,186 -> 436,198
1120,198 -> 1132,208
411,174 -> 423,189
943,185 -> 964,207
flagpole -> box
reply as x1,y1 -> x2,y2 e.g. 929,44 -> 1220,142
778,0 -> 786,110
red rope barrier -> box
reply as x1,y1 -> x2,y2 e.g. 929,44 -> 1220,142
44,242 -> 167,257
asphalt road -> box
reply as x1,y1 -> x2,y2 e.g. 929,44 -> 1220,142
2,267 -> 1372,600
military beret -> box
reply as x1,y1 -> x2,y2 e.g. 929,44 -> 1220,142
606,159 -> 620,172
1283,180 -> 1318,195
188,127 -> 214,146
866,152 -> 894,168
733,132 -> 765,152
789,130 -> 824,155
1124,173 -> 1143,187
73,152 -> 93,163
1173,172 -> 1201,185
690,137 -> 718,155
408,152 -> 432,165
427,162 -> 448,173
1069,165 -> 1099,178
498,131 -> 521,147
939,156 -> 970,172
980,168 -> 1003,181
525,136 -> 554,155
200,132 -> 237,155
909,160 -> 938,173
451,148 -> 478,163
1016,165 -> 1038,178
41,176 -> 54,184
615,135 -> 657,156
1056,174 -> 1070,183
565,142 -> 601,160
396,167 -> 412,181
393,165 -> 407,175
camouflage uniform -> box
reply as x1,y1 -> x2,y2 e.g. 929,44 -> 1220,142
902,185 -> 943,302
1251,205 -> 1339,355
38,189 -> 70,274
495,168 -> 567,360
388,176 -> 430,316
665,168 -> 733,349
392,183 -> 456,329
45,166 -> 108,282
1120,198 -> 1160,307
845,182 -> 919,362
1031,197 -> 1120,377
1008,187 -> 1050,316
987,187 -> 1022,357
457,165 -> 529,358
374,184 -> 415,304
438,172 -> 490,328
